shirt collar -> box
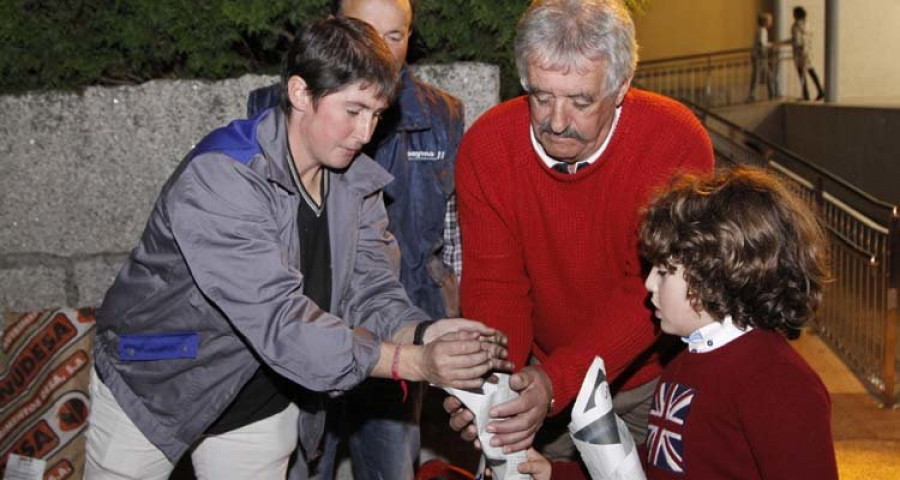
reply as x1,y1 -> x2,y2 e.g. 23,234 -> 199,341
530,105 -> 622,171
286,152 -> 329,216
682,316 -> 752,353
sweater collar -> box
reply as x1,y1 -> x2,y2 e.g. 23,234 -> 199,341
683,316 -> 752,354
530,105 -> 622,171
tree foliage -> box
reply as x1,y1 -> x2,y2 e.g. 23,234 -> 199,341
0,0 -> 648,98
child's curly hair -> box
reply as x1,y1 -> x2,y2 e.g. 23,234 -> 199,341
639,166 -> 830,339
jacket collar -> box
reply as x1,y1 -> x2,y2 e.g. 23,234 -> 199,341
394,66 -> 432,132
254,107 -> 296,193
331,153 -> 394,197
256,107 -> 393,197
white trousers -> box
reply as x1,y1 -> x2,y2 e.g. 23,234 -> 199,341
85,368 -> 299,480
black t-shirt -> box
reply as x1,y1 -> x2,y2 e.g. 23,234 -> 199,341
205,172 -> 332,434
296,180 -> 332,317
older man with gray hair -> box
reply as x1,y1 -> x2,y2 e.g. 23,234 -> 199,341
444,0 -> 714,475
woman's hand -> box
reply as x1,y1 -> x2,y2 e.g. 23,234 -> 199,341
425,319 -> 513,373
424,318 -> 507,346
418,331 -> 512,389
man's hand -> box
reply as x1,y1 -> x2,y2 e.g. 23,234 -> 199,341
443,394 -> 480,445
486,366 -> 553,453
419,331 -> 512,389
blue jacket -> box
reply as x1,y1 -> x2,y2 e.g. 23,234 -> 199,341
248,68 -> 464,319
94,108 -> 428,461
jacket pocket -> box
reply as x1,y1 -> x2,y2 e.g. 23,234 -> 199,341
118,332 -> 198,361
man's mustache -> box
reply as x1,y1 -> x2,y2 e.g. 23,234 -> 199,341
538,121 -> 587,142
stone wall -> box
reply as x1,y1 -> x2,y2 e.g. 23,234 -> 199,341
0,63 -> 500,311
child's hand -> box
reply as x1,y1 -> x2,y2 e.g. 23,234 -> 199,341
517,448 -> 551,480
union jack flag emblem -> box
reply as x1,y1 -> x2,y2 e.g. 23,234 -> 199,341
647,381 -> 696,474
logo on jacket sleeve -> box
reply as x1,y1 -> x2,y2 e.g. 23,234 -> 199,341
647,381 -> 696,475
407,150 -> 446,161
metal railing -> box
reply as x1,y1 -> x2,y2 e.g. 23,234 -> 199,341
635,45 -> 808,108
681,100 -> 900,407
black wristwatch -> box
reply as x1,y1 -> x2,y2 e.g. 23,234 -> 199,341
413,320 -> 435,346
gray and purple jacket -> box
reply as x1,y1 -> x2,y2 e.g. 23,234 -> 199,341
93,107 -> 428,462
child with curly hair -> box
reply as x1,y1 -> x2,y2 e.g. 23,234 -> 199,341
519,167 -> 838,479
638,166 -> 837,479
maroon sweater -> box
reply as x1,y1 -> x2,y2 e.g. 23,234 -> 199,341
457,89 -> 714,413
645,330 -> 838,479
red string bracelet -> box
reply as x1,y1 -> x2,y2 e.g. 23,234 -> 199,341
391,343 -> 408,402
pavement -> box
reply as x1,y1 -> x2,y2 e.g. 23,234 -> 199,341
792,330 -> 900,480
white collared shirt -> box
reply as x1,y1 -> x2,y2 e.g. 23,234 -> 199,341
530,106 -> 623,171
682,316 -> 752,354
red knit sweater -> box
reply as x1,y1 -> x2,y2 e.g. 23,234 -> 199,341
457,89 -> 714,415
645,330 -> 837,479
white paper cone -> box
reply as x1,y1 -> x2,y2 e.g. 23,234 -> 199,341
568,357 -> 646,480
445,374 -> 529,479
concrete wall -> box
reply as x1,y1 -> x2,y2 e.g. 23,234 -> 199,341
782,102 -> 900,206
713,100 -> 785,145
714,100 -> 900,207
0,63 -> 500,312
634,0 -> 767,61
837,1 -> 900,102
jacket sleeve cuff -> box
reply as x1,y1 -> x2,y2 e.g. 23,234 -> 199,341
352,327 -> 382,378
